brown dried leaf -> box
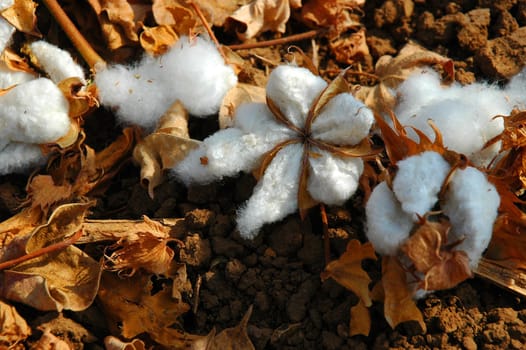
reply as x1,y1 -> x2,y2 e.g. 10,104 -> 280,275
152,0 -> 197,32
329,29 -> 370,64
219,83 -> 266,129
381,256 -> 426,332
0,300 -> 31,346
350,299 -> 371,337
140,25 -> 178,56
191,0 -> 240,27
2,203 -> 102,311
354,41 -> 454,115
133,101 -> 201,198
1,0 -> 40,36
227,0 -> 301,40
300,0 -> 363,35
104,336 -> 146,350
33,329 -> 72,350
1,48 -> 36,74
104,216 -> 177,276
98,272 -> 191,340
321,239 -> 376,307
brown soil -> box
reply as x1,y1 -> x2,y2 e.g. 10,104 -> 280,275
4,0 -> 526,349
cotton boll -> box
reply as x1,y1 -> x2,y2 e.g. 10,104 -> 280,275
366,181 -> 414,256
0,78 -> 70,144
308,148 -> 363,205
95,58 -> 168,129
442,166 -> 500,267
234,102 -> 293,139
0,18 -> 14,54
266,65 -> 327,128
0,143 -> 45,175
0,61 -> 35,88
159,36 -> 238,117
29,41 -> 86,83
505,66 -> 526,110
312,93 -> 374,145
393,151 -> 450,218
236,143 -> 303,238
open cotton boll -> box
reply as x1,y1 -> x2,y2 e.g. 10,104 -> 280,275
505,66 -> 526,110
442,167 -> 500,267
0,61 -> 35,88
0,143 -> 45,175
308,148 -> 363,205
266,65 -> 327,128
95,57 -> 169,129
236,143 -> 303,239
29,40 -> 86,83
393,151 -> 450,218
0,18 -> 14,54
159,36 -> 237,117
0,78 -> 70,144
365,181 -> 414,256
312,93 -> 374,145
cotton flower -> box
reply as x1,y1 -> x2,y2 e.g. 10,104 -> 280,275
174,65 -> 375,238
366,151 -> 500,269
95,35 -> 238,130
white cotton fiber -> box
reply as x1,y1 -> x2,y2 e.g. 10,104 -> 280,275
308,148 -> 363,205
0,17 -> 14,54
366,181 -> 414,256
159,36 -> 238,116
29,40 -> 86,83
0,143 -> 45,175
0,78 -> 70,144
0,61 -> 35,88
393,151 -> 450,218
442,167 -> 500,267
312,93 -> 374,145
236,143 -> 303,238
95,35 -> 237,129
394,68 -> 510,165
505,66 -> 526,110
266,65 -> 327,129
0,0 -> 13,10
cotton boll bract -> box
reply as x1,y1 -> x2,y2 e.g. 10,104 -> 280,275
29,40 -> 86,83
442,166 -> 500,267
393,151 -> 450,218
365,181 -> 414,256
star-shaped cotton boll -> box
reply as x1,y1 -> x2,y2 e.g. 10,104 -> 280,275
95,35 -> 238,130
174,65 -> 376,238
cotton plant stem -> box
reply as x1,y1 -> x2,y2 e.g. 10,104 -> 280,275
42,0 -> 105,69
320,204 -> 331,265
0,230 -> 83,271
228,30 -> 321,50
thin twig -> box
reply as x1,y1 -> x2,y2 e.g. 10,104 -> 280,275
0,230 -> 83,271
42,0 -> 105,69
188,1 -> 227,62
228,30 -> 321,50
320,204 -> 331,265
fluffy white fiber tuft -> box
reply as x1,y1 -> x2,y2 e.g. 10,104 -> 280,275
0,61 -> 34,88
0,143 -> 45,175
393,151 -> 450,217
95,36 -> 237,129
442,166 -> 500,267
365,181 -> 414,256
0,17 -> 14,54
236,143 -> 303,238
29,40 -> 86,83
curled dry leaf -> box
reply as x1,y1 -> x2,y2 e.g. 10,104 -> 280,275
104,336 -> 146,350
0,299 -> 31,347
227,0 -> 302,40
380,256 -> 426,332
98,272 -> 194,345
1,202 -> 102,312
219,82 -> 266,129
133,100 -> 201,198
140,24 -> 178,56
1,48 -> 36,75
354,41 -> 454,115
1,0 -> 40,36
330,28 -> 370,65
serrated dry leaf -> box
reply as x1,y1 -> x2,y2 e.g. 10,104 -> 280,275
0,300 -> 31,346
1,0 -> 40,37
219,83 -> 265,129
227,0 -> 301,40
133,100 -> 200,198
98,272 -> 191,340
1,202 -> 102,311
321,239 -> 376,307
354,41 -> 454,115
381,256 -> 426,332
193,306 -> 255,350
104,216 -> 179,276
140,24 -> 178,55
104,336 -> 146,350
